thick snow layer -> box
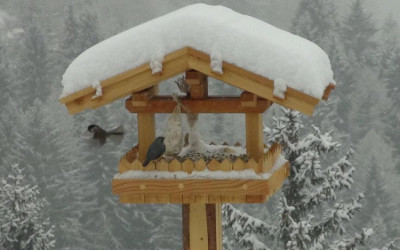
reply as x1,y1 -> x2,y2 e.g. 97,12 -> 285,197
114,154 -> 287,180
61,4 -> 334,99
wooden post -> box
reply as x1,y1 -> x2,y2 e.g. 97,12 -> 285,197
183,204 -> 222,250
186,70 -> 208,99
245,113 -> 264,161
138,113 -> 155,162
136,86 -> 158,162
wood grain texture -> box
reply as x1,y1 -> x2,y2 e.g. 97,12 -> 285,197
245,113 -> 264,169
138,113 -> 155,162
126,95 -> 272,113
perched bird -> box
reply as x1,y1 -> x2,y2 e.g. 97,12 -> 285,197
87,124 -> 124,146
143,136 -> 166,167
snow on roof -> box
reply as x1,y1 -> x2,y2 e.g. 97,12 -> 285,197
61,3 -> 334,99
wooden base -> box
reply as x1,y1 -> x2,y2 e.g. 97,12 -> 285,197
183,204 -> 222,250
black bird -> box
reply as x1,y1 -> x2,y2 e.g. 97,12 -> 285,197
87,124 -> 124,146
143,136 -> 166,167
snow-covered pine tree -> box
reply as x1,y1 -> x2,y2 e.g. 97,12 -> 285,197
223,108 -> 391,250
222,203 -> 275,250
268,108 -> 368,249
0,164 -> 55,250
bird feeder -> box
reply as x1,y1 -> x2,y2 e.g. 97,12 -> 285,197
59,4 -> 335,250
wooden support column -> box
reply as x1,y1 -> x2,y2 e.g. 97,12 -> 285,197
183,204 -> 222,250
245,113 -> 264,161
186,70 -> 208,99
136,86 -> 157,162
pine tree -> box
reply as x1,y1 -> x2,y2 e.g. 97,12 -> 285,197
14,14 -> 50,107
0,164 -> 55,250
357,156 -> 400,247
378,17 -> 400,172
290,0 -> 353,139
341,0 -> 378,66
3,99 -> 86,248
223,108 -> 391,250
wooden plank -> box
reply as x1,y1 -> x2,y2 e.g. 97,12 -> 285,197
206,204 -> 222,250
112,179 -> 270,196
61,46 -> 324,116
119,194 -> 144,203
63,53 -> 190,114
189,204 -> 209,250
138,113 -> 155,162
144,194 -> 169,203
119,157 -> 131,173
322,83 -> 335,101
187,48 -> 319,116
186,70 -> 208,99
194,158 -> 207,171
131,87 -> 156,106
182,159 -> 194,174
183,204 -> 190,250
215,204 -> 222,250
246,113 -> 264,166
126,96 -> 272,113
240,91 -> 258,107
59,47 -> 188,104
169,158 -> 182,171
246,195 -> 267,203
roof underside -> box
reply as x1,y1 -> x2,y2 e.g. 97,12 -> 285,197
60,47 -> 334,115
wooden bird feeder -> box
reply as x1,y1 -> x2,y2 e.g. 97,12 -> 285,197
59,5 -> 335,250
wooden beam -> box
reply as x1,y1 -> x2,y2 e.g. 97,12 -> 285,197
186,47 -> 320,116
186,70 -> 208,99
189,204 -> 209,250
183,204 -> 221,250
60,46 -> 327,116
138,113 -> 155,162
131,87 -> 156,106
126,96 -> 271,113
246,113 -> 264,163
240,91 -> 258,107
322,83 -> 335,101
183,204 -> 190,250
62,50 -> 190,114
112,179 -> 270,196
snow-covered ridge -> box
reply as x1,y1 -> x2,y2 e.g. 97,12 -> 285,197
61,3 -> 334,99
114,154 -> 287,180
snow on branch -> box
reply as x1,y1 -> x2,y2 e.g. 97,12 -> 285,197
329,228 -> 374,250
223,204 -> 275,250
0,165 -> 55,250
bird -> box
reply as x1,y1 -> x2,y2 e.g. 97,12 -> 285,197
142,136 -> 166,167
87,124 -> 124,146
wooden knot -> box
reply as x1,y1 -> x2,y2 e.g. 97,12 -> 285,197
242,184 -> 248,190
140,184 -> 146,190
178,183 -> 184,189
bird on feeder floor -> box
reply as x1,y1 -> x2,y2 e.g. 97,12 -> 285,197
143,136 -> 166,167
87,124 -> 124,146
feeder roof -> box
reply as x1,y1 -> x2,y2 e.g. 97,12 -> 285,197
60,3 -> 335,115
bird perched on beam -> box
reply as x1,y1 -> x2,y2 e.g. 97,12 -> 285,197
87,124 -> 124,146
143,136 -> 166,167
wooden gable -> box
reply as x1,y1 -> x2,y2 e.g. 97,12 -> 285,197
59,47 -> 334,115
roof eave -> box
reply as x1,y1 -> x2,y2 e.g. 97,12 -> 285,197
60,47 -> 332,116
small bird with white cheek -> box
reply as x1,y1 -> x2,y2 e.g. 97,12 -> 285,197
143,136 -> 166,167
87,124 -> 124,146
